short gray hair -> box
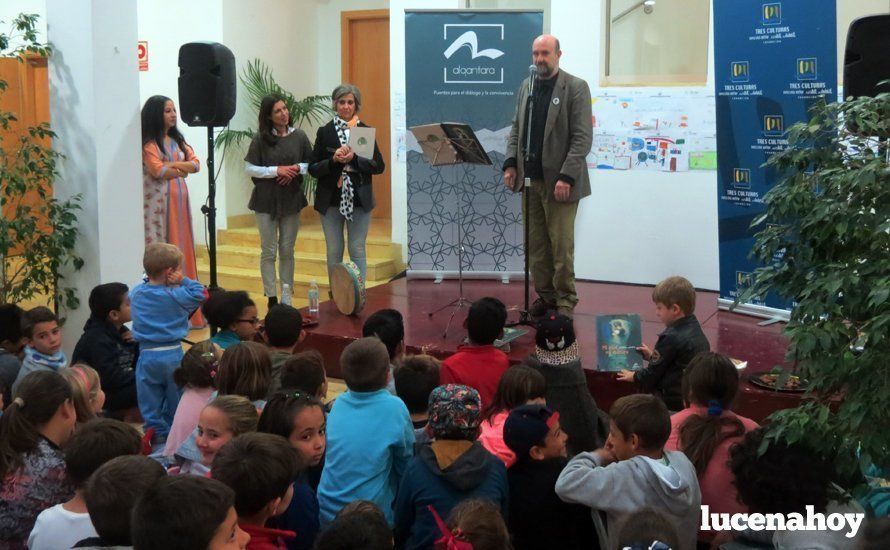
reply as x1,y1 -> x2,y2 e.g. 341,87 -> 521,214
331,84 -> 362,113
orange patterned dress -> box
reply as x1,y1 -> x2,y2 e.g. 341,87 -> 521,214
142,137 -> 205,328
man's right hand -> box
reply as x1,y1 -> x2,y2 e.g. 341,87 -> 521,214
503,167 -> 517,190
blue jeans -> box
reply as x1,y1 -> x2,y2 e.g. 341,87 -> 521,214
136,346 -> 183,438
320,205 -> 371,282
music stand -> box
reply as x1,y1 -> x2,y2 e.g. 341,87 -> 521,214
410,123 -> 492,338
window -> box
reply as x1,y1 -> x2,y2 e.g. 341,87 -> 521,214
604,0 -> 710,85
467,0 -> 551,33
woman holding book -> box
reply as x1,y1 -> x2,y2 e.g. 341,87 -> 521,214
309,84 -> 385,284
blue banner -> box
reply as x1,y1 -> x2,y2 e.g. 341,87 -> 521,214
714,0 -> 836,313
405,10 -> 543,273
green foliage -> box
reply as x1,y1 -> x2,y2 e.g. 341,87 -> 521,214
740,92 -> 890,487
0,14 -> 83,310
216,59 -> 330,201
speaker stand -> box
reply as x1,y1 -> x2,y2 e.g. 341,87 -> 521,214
201,127 -> 220,336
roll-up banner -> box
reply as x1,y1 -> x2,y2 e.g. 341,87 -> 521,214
713,0 -> 837,319
405,10 -> 543,277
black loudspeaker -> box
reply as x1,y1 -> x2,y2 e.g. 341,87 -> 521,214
842,14 -> 890,99
178,42 -> 236,127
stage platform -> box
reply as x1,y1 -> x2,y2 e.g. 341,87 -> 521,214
299,278 -> 802,423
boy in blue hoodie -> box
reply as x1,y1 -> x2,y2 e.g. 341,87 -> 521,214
129,243 -> 206,444
317,337 -> 414,526
556,394 -> 701,550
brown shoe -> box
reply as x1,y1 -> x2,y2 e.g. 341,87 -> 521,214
529,298 -> 556,318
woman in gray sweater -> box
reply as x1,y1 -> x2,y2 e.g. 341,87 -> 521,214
244,95 -> 314,309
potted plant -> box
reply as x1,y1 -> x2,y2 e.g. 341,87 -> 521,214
0,13 -> 83,311
216,59 -> 330,202
740,91 -> 889,489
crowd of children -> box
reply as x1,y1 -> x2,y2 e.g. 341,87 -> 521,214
0,245 -> 880,550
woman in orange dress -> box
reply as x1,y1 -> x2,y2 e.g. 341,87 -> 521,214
141,95 -> 205,327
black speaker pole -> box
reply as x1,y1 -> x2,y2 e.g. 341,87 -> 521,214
202,127 -> 219,336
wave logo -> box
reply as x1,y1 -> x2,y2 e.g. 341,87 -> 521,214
730,61 -> 750,83
443,24 -> 505,84
732,168 -> 751,189
761,2 -> 782,25
763,115 -> 784,136
797,57 -> 817,80
444,31 -> 504,60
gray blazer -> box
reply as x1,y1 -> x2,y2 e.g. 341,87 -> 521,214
505,69 -> 593,201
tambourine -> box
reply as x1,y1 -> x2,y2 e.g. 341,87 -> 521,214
331,261 -> 366,316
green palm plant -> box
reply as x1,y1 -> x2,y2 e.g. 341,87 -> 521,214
217,59 -> 331,201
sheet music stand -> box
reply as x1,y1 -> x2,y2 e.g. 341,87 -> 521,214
410,123 -> 492,338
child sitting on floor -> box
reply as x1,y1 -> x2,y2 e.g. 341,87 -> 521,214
524,312 -> 609,454
393,384 -> 508,550
263,304 -> 305,396
216,341 -> 273,409
280,350 -> 328,404
393,354 -> 441,446
76,455 -> 167,549
0,304 -> 25,408
164,341 -> 221,458
503,404 -> 596,550
0,371 -> 76,548
28,418 -> 142,550
71,282 -> 139,415
131,475 -> 250,550
204,290 -> 259,350
60,365 -> 106,424
314,500 -> 393,550
440,297 -> 509,407
478,364 -> 546,467
317,337 -> 414,526
434,499 -> 512,550
212,433 -> 301,550
555,394 -> 701,550
617,276 -> 710,411
172,394 -> 259,476
362,308 -> 405,394
666,351 -> 759,545
260,391 -> 328,550
11,307 -> 67,396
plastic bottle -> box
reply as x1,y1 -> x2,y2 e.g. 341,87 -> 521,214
308,280 -> 320,319
281,284 -> 292,306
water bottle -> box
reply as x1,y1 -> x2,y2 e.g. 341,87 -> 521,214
308,280 -> 320,319
281,284 -> 292,306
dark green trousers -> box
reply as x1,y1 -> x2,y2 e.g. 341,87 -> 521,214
523,179 -> 579,309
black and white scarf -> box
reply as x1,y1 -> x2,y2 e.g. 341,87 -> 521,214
333,117 -> 356,221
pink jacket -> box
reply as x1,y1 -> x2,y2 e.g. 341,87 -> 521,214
164,386 -> 215,457
478,410 -> 515,468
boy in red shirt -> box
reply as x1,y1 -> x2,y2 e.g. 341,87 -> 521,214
440,297 -> 509,407
212,433 -> 300,550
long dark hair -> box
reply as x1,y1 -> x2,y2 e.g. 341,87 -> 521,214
258,391 -> 325,441
678,352 -> 746,473
482,365 -> 546,422
258,94 -> 292,147
0,371 -> 72,478
141,94 -> 189,155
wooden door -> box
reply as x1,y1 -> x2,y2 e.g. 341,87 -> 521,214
341,9 -> 391,227
1,55 -> 51,253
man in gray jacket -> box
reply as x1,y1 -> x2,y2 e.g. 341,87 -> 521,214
504,34 -> 592,318
555,394 -> 702,550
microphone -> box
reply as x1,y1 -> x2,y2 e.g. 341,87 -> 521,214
528,64 -> 537,98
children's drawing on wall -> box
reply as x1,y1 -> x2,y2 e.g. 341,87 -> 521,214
587,88 -> 717,172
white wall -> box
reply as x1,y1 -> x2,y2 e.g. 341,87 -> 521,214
47,0 -> 144,352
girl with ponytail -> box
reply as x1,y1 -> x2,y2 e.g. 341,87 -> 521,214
0,370 -> 77,548
665,351 -> 759,544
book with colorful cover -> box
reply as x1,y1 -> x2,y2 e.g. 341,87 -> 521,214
596,314 -> 645,371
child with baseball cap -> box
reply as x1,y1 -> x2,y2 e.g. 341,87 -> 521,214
503,404 -> 596,550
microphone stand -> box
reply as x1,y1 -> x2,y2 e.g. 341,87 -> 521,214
507,68 -> 538,328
